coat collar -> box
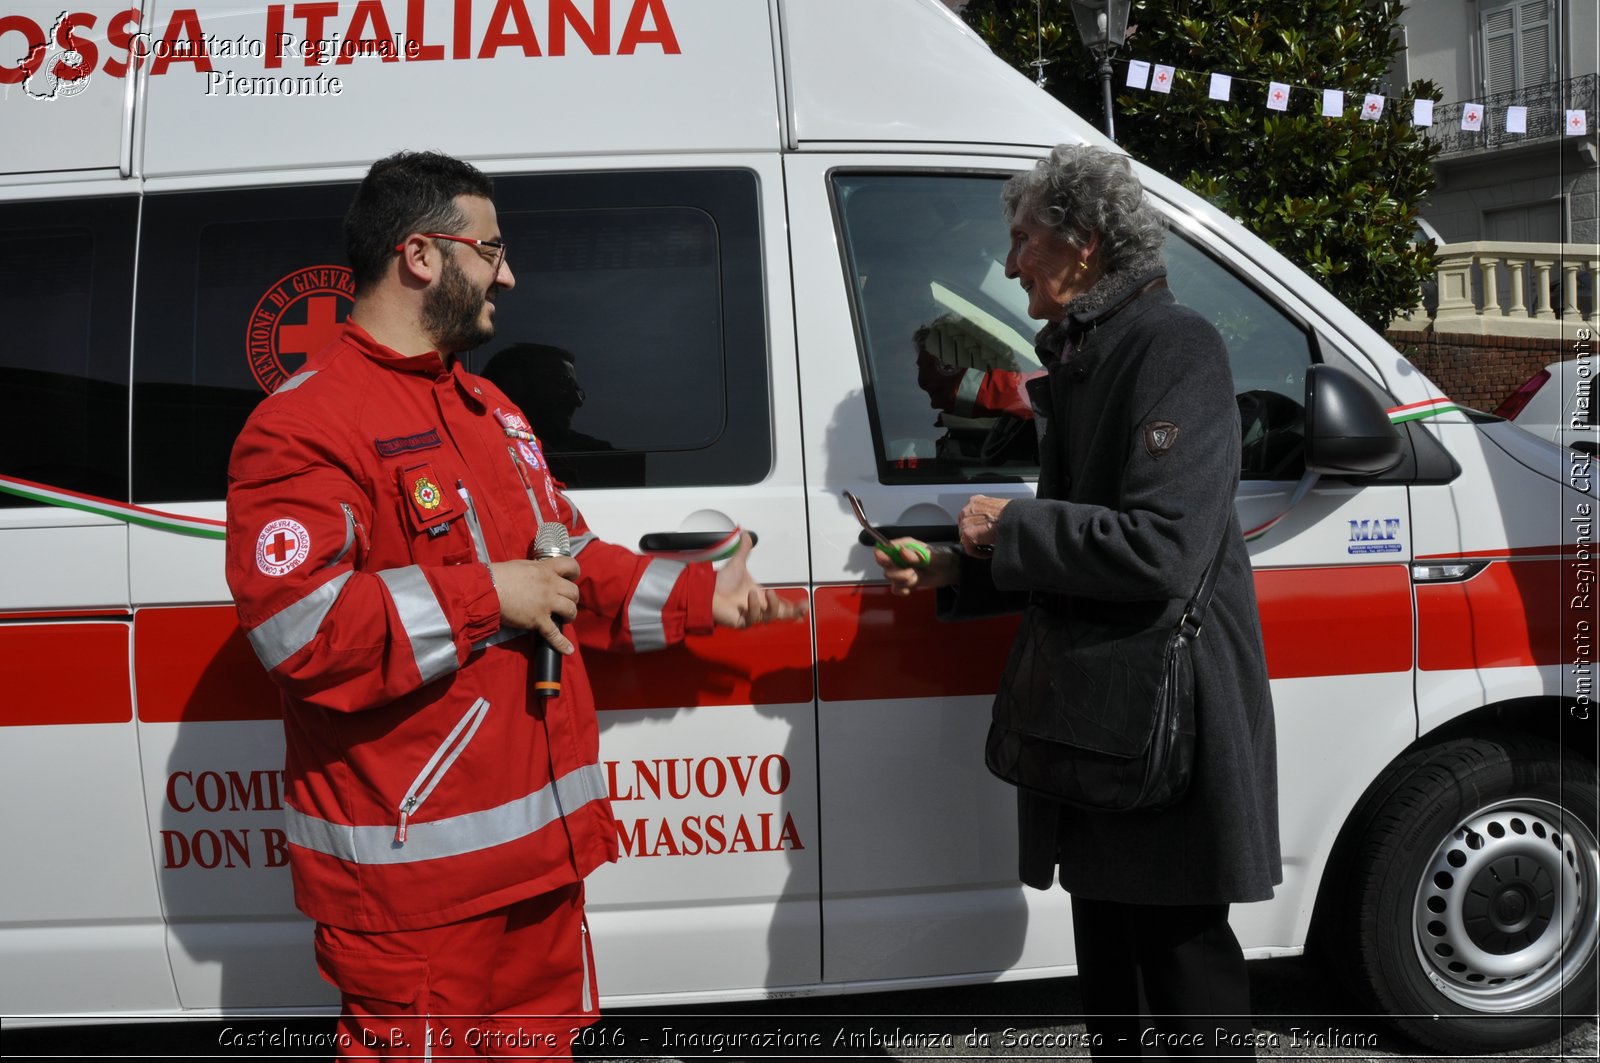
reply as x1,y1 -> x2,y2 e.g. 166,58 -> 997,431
340,322 -> 486,409
1034,264 -> 1170,372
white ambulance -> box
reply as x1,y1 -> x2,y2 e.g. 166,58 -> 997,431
0,0 -> 1594,1052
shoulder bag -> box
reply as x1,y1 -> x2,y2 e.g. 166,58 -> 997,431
984,533 -> 1228,812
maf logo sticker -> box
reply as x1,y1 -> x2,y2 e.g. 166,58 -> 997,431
1348,518 -> 1403,555
247,266 -> 356,393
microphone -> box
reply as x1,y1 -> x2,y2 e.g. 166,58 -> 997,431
533,522 -> 572,699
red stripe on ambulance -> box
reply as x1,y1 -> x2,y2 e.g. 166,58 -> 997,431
1417,560 -> 1566,670
134,607 -> 281,723
814,585 -> 1019,701
9,557 -> 1552,729
584,588 -> 813,709
0,622 -> 132,725
1253,565 -> 1414,679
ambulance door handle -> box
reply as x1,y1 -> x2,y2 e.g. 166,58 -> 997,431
855,525 -> 958,548
638,531 -> 758,553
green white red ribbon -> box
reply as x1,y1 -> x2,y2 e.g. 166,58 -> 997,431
0,475 -> 227,540
643,528 -> 749,563
1387,397 -> 1461,424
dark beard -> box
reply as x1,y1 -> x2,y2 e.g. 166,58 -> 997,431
422,253 -> 493,354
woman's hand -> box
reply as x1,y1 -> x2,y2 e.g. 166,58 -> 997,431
958,495 -> 1010,557
873,539 -> 960,596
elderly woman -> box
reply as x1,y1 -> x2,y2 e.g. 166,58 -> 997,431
878,145 -> 1280,1057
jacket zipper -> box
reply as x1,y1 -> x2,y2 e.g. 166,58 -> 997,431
331,503 -> 368,566
395,697 -> 490,843
580,919 -> 592,1012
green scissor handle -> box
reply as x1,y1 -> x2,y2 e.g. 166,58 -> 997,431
843,491 -> 931,568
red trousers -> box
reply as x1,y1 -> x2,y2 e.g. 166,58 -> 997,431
314,883 -> 597,1060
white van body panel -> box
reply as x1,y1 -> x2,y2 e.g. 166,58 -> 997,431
781,0 -> 1102,150
0,1 -> 131,176
135,1 -> 783,178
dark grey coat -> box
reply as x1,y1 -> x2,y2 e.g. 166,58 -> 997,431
950,267 -> 1282,905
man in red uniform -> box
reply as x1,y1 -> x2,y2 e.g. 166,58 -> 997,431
224,151 -> 799,1059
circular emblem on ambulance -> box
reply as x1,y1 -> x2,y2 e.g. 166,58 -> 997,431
411,477 -> 442,511
256,518 -> 312,577
246,266 -> 356,394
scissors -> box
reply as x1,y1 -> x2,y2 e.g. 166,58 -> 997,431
843,491 -> 931,568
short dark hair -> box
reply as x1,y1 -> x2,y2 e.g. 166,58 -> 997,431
344,150 -> 495,294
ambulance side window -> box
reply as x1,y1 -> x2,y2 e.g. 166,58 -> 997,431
0,197 -> 135,508
468,170 -> 768,490
132,171 -> 766,503
834,173 -> 1042,484
832,173 -> 1314,484
134,183 -> 354,504
1165,235 -> 1314,482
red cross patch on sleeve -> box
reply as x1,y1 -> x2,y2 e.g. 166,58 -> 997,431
256,518 -> 312,577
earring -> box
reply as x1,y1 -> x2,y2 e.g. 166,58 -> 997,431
1079,260 -> 1089,271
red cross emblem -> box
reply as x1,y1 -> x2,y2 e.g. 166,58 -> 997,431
256,518 -> 311,577
246,266 -> 356,394
1157,72 -> 1169,83
1273,91 -> 1283,102
1574,115 -> 1585,128
265,530 -> 297,563
1468,111 -> 1479,122
1367,102 -> 1378,113
277,295 -> 344,360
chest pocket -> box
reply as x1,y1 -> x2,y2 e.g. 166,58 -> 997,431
394,460 -> 487,566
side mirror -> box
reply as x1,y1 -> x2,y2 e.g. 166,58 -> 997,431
1303,364 -> 1404,476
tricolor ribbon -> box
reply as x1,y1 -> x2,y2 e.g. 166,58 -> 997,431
1387,397 -> 1461,424
641,528 -> 750,563
0,475 -> 227,540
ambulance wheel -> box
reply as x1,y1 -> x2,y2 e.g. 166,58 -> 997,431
1342,732 -> 1598,1053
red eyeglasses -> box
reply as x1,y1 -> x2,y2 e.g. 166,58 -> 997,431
396,232 -> 507,272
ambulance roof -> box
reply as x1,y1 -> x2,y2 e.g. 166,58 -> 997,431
3,0 -> 1102,182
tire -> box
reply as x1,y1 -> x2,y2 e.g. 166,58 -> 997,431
1336,732 -> 1598,1053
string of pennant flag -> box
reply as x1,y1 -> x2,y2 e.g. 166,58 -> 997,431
1118,59 -> 1590,136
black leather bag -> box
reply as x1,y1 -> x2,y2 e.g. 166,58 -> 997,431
984,539 -> 1226,812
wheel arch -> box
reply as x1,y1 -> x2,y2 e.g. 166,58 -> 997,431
1307,697 -> 1593,961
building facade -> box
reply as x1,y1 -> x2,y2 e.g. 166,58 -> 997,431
1396,0 -> 1598,246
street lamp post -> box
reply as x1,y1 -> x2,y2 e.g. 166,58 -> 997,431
1069,0 -> 1133,141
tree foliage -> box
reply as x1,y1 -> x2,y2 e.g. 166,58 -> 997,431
960,0 -> 1441,331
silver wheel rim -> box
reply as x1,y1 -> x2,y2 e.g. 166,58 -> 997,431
1411,797 -> 1600,1012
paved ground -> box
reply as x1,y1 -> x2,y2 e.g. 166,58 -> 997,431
579,955 -> 1596,1061
6,956 -> 1595,1061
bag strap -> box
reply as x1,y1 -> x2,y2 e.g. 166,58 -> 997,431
1178,530 -> 1230,638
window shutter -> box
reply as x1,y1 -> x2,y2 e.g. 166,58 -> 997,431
1480,5 -> 1518,95
1518,1 -> 1553,87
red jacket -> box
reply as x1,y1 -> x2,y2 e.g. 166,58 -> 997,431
225,322 -> 714,932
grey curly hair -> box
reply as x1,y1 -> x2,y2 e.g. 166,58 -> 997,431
1000,145 -> 1165,272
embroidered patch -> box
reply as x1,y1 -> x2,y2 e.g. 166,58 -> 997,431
496,408 -> 533,434
375,428 -> 442,457
518,439 -> 543,471
1143,420 -> 1180,458
399,462 -> 458,530
411,475 -> 443,510
256,518 -> 311,577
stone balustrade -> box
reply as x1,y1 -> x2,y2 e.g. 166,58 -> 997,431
1411,241 -> 1598,337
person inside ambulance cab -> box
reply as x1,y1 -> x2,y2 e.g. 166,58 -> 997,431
224,150 -> 801,1060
